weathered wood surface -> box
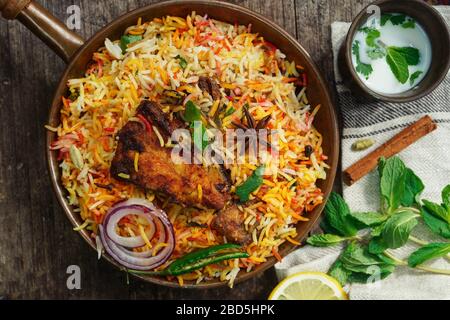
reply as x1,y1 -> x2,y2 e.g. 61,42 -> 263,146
0,0 -> 372,299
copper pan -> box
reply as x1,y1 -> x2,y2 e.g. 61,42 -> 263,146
0,0 -> 339,288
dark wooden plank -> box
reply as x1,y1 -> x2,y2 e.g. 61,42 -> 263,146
294,0 -> 372,87
0,0 -> 369,299
293,0 -> 374,195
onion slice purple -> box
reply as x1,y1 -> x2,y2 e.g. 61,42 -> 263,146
99,198 -> 175,271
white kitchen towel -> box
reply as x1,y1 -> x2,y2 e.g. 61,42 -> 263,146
275,6 -> 450,300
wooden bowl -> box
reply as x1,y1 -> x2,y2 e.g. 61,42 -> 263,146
3,0 -> 339,288
339,0 -> 450,103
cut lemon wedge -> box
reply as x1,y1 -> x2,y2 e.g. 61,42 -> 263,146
268,272 -> 348,300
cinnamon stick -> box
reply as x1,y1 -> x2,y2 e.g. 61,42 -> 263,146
343,115 -> 437,186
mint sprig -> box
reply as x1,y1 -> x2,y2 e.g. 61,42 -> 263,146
307,156 -> 450,285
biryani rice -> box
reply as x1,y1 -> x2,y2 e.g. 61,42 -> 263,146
49,12 -> 329,287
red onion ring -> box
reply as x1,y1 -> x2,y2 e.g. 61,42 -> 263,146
105,207 -> 155,248
99,198 -> 175,271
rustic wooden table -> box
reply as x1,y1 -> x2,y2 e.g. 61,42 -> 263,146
0,0 -> 372,299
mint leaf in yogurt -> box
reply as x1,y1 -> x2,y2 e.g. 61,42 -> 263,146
386,47 -> 410,84
390,47 -> 420,65
402,19 -> 416,29
390,14 -> 407,26
359,27 -> 381,47
381,14 -> 393,26
410,71 -> 423,86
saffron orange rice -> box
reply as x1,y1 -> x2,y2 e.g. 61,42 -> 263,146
48,12 -> 329,287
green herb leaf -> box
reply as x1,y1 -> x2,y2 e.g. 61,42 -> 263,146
306,234 -> 347,247
390,14 -> 407,26
386,47 -> 410,84
341,242 -> 383,267
320,218 -> 342,235
402,19 -> 416,29
368,236 -> 388,254
340,242 -> 385,272
349,211 -> 387,227
324,192 -> 359,237
389,47 -> 420,66
366,29 -> 380,47
401,168 -> 424,207
422,206 -> 450,239
359,27 -> 381,47
340,242 -> 394,276
352,40 -> 373,79
380,156 -> 406,212
371,223 -> 385,237
347,266 -> 395,283
183,100 -> 202,122
328,259 -> 351,286
324,243 -> 394,285
409,71 -> 422,85
191,121 -> 209,151
422,200 -> 450,224
356,61 -> 374,79
382,211 -> 419,249
376,252 -> 397,265
441,184 -> 450,209
367,46 -> 386,60
381,14 -> 393,26
120,35 -> 143,53
235,166 -> 265,202
408,243 -> 450,267
224,107 -> 236,117
175,55 -> 188,69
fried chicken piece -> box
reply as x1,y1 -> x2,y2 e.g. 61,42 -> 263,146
198,76 -> 222,101
211,204 -> 252,245
110,100 -> 230,210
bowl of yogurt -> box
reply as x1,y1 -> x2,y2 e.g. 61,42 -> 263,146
340,0 -> 450,103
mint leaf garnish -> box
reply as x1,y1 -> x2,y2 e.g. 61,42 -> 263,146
352,40 -> 373,79
410,71 -> 423,86
386,47 -> 409,84
359,27 -> 381,47
402,19 -> 416,29
390,14 -> 407,26
381,14 -> 393,26
389,47 -> 420,65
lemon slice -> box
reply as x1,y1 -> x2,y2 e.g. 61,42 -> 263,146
268,272 -> 348,300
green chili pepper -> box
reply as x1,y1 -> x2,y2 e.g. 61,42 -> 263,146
183,100 -> 202,122
170,243 -> 241,268
235,165 -> 265,203
165,252 -> 249,276
130,244 -> 249,276
224,106 -> 236,117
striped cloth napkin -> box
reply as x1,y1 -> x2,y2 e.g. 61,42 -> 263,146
274,6 -> 450,300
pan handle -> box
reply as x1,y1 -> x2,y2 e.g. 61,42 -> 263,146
0,0 -> 84,63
